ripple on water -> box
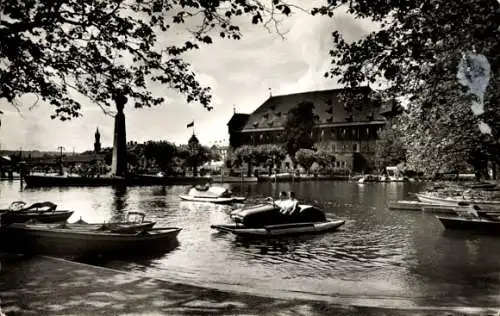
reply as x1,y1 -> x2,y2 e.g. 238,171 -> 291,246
2,181 -> 500,307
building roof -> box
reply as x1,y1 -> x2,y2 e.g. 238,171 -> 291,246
235,86 -> 386,132
227,113 -> 250,128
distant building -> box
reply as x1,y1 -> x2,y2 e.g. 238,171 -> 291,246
227,86 -> 391,172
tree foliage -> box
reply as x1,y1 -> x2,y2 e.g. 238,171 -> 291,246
282,101 -> 315,158
143,140 -> 177,172
374,125 -> 406,170
294,148 -> 316,173
315,0 -> 500,175
314,147 -> 336,170
0,0 -> 296,119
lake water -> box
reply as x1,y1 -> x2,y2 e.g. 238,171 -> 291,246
1,180 -> 500,309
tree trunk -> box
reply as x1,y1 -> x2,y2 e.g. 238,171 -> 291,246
193,165 -> 198,176
247,162 -> 252,177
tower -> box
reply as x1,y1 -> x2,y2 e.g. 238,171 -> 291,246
110,92 -> 128,177
94,127 -> 101,153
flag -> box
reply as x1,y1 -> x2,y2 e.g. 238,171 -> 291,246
186,121 -> 194,128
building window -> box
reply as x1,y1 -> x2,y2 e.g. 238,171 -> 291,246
353,144 -> 359,152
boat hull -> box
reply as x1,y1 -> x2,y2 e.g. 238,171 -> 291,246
179,195 -> 246,204
436,216 -> 500,234
388,201 -> 458,214
72,221 -> 156,233
388,200 -> 432,211
211,220 -> 345,237
0,210 -> 74,227
0,223 -> 181,256
415,193 -> 500,209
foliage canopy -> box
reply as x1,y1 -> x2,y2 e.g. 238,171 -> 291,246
0,0 -> 295,119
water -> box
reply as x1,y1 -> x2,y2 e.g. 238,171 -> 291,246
1,180 -> 500,308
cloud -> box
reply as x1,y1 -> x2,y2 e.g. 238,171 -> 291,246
0,4 -> 376,151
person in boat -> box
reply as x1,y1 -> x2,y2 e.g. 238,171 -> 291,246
195,181 -> 212,191
268,191 -> 288,209
278,191 -> 299,215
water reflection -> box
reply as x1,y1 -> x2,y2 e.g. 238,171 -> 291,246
1,180 -> 500,307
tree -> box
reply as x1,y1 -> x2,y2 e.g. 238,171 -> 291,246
282,101 -> 315,158
295,148 -> 316,174
143,141 -> 177,174
253,144 -> 286,175
232,145 -> 257,177
374,126 -> 406,171
314,0 -> 500,177
314,147 -> 336,171
0,0 -> 297,119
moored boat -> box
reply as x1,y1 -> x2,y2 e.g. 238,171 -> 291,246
73,211 -> 156,233
436,215 -> 500,234
387,200 -> 472,214
0,201 -> 73,226
179,184 -> 246,204
415,192 -> 500,209
0,222 -> 182,256
211,201 -> 345,237
388,200 -> 432,211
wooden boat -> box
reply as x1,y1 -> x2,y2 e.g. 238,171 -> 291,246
0,222 -> 182,256
436,215 -> 500,234
388,200 -> 433,211
73,211 -> 156,234
387,200 -> 468,214
211,202 -> 345,237
415,193 -> 500,209
179,185 -> 246,204
0,201 -> 73,227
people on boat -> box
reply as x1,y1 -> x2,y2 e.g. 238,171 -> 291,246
273,191 -> 288,208
195,181 -> 211,191
278,191 -> 299,215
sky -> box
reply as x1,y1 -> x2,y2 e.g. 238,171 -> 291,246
0,3 -> 374,153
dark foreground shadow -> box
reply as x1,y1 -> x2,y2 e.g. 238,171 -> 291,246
0,255 -> 498,315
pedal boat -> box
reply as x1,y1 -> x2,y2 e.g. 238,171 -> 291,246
211,200 -> 345,237
179,185 -> 246,204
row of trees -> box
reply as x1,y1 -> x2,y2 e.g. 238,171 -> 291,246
231,144 -> 337,177
86,138 -> 220,176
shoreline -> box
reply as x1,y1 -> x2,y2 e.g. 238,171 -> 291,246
0,254 -> 499,315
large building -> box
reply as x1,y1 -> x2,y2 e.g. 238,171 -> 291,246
227,86 -> 393,172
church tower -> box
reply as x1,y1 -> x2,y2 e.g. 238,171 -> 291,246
94,127 -> 101,153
